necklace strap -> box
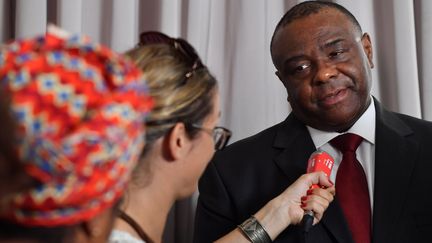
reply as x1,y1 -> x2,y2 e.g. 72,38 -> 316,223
118,209 -> 154,243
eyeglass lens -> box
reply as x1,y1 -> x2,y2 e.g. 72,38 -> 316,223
213,127 -> 231,150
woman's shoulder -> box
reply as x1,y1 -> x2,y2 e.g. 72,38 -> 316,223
109,229 -> 146,243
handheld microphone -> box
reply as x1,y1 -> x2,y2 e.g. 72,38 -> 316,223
301,150 -> 334,233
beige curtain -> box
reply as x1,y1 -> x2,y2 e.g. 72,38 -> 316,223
1,0 -> 432,242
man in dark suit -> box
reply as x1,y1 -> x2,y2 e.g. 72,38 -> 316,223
194,1 -> 432,243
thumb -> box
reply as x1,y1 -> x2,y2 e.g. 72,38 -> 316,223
307,171 -> 333,188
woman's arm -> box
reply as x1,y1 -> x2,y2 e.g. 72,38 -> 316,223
215,171 -> 335,242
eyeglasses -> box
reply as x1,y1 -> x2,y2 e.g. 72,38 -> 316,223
138,31 -> 205,83
191,124 -> 232,151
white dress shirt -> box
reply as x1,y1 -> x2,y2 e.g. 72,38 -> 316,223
306,97 -> 376,211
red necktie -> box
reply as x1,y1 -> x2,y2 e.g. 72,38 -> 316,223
331,133 -> 371,243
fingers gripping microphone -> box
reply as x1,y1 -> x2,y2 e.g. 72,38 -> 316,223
301,150 -> 334,233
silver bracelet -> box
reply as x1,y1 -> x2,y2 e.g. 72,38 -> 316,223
238,216 -> 272,243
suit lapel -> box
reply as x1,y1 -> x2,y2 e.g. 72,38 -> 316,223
272,115 -> 353,243
320,199 -> 355,243
372,101 -> 419,242
273,115 -> 315,178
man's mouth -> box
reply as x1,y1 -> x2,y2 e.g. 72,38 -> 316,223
318,88 -> 348,107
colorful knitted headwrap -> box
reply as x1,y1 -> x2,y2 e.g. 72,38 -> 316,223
0,27 -> 153,226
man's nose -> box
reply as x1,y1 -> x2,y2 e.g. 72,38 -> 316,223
313,59 -> 338,85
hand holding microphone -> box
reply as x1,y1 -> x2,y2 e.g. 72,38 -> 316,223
301,150 -> 335,233
230,152 -> 334,242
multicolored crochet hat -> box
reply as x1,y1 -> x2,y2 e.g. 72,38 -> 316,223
0,26 -> 153,226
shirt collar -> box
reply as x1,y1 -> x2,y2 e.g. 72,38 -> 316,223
306,97 -> 376,148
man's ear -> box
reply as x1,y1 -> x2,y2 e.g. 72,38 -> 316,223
275,70 -> 288,89
361,33 -> 374,68
275,70 -> 282,81
276,70 -> 291,103
164,122 -> 190,161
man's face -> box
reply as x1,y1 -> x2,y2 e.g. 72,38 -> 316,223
271,8 -> 374,132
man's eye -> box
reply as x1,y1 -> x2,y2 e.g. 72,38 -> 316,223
329,49 -> 346,58
293,63 -> 309,73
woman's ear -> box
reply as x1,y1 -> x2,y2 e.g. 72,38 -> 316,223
164,122 -> 191,161
76,208 -> 116,243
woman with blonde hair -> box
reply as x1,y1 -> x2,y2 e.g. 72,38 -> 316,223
110,32 -> 335,243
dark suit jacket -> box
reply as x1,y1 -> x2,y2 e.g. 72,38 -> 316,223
194,100 -> 432,243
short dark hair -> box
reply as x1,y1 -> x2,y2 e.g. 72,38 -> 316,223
270,1 -> 362,52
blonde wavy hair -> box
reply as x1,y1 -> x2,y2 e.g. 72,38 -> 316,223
125,41 -> 217,157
